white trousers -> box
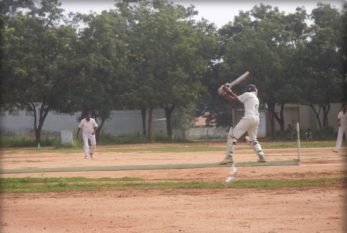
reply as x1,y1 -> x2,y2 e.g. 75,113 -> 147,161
82,132 -> 96,157
335,126 -> 347,150
226,116 -> 261,157
232,116 -> 259,140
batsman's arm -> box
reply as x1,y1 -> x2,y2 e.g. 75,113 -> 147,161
222,85 -> 239,103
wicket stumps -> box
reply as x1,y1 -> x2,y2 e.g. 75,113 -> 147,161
296,122 -> 301,163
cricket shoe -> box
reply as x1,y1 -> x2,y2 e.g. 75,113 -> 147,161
257,154 -> 266,163
89,148 -> 94,158
219,157 -> 234,165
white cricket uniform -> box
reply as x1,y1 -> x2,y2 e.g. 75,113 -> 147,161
79,118 -> 98,157
225,91 -> 264,159
335,110 -> 347,151
234,92 -> 260,140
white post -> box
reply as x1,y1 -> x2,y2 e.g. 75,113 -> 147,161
296,122 -> 301,162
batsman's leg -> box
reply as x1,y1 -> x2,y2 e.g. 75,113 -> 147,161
219,127 -> 236,165
250,140 -> 266,162
220,119 -> 248,165
247,120 -> 266,162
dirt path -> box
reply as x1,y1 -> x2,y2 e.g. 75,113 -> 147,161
0,143 -> 346,233
1,188 -> 345,233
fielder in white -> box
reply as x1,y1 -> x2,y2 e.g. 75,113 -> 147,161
333,103 -> 347,153
219,83 -> 266,164
78,112 -> 98,159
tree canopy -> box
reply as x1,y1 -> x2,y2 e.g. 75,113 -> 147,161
1,0 -> 345,142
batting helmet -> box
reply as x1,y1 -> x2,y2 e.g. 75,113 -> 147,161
245,84 -> 257,92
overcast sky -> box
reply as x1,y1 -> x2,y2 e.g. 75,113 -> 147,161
60,0 -> 345,28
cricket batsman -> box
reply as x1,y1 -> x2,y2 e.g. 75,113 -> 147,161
218,82 -> 266,164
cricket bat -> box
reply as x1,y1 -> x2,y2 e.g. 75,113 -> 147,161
218,71 -> 250,96
228,71 -> 250,88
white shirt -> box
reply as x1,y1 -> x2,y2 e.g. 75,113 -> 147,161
79,118 -> 98,134
237,92 -> 259,118
337,111 -> 347,128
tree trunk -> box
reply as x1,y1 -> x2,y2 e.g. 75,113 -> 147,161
95,117 -> 106,143
147,107 -> 153,141
266,101 -> 285,136
35,128 -> 41,146
141,107 -> 147,137
31,103 -> 39,143
279,103 -> 285,131
33,102 -> 50,146
308,104 -> 323,129
322,103 -> 330,128
164,104 -> 175,139
266,102 -> 276,137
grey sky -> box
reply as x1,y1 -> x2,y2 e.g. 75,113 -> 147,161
60,0 -> 345,28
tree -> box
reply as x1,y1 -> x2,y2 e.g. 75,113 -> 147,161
1,0 -> 77,145
120,0 -> 218,139
300,3 -> 343,128
0,0 -> 34,15
341,3 -> 347,101
71,10 -> 130,140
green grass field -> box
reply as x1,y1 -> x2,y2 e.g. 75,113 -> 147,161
1,177 -> 345,193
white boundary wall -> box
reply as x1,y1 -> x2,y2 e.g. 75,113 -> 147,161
0,103 -> 342,137
0,109 -> 166,136
185,127 -> 227,140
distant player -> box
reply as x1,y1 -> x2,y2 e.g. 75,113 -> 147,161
78,112 -> 98,159
219,83 -> 266,164
333,103 -> 347,153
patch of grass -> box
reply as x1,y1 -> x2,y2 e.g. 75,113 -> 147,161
99,134 -> 149,144
0,177 -> 145,193
0,177 -> 345,193
0,135 -> 59,147
229,178 -> 346,188
263,140 -> 336,149
52,140 -> 81,150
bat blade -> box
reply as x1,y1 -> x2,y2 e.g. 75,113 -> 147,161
229,71 -> 250,87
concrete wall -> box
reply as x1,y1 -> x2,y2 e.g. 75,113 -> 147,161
0,109 -> 166,136
185,127 -> 228,140
272,103 -> 341,131
0,103 -> 342,138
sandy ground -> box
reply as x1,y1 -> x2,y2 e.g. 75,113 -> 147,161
0,143 -> 346,233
